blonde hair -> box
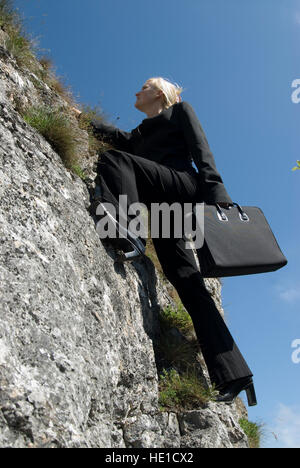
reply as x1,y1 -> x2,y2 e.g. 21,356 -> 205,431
147,77 -> 183,109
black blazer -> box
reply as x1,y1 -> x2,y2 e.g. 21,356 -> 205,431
91,101 -> 233,204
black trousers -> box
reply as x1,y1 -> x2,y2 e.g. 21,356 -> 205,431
96,150 -> 252,387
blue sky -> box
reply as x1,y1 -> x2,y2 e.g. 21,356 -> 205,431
13,0 -> 300,448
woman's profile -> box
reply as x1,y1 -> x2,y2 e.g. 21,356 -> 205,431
73,77 -> 257,406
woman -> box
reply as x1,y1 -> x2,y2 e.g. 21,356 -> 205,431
73,77 -> 256,406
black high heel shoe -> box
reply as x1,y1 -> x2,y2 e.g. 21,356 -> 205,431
93,202 -> 146,262
215,377 -> 257,407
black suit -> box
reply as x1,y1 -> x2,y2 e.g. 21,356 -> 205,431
91,102 -> 252,387
91,101 -> 233,205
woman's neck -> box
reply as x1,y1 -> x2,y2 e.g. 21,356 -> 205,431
144,102 -> 165,118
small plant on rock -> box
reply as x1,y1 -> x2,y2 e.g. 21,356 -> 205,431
22,105 -> 78,169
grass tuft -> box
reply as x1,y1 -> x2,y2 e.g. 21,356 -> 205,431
156,301 -> 215,412
76,104 -> 112,156
0,0 -> 36,69
159,368 -> 214,411
157,334 -> 199,373
160,303 -> 194,338
239,418 -> 263,448
0,0 -> 18,30
4,27 -> 35,68
22,106 -> 78,168
1,1 -> 110,174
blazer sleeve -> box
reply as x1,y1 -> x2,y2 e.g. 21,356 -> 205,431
90,119 -> 133,153
179,101 -> 233,204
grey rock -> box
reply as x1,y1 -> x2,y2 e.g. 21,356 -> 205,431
179,403 -> 248,448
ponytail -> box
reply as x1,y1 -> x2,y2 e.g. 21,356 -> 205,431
148,77 -> 183,109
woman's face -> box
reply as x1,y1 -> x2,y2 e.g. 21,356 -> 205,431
135,81 -> 162,111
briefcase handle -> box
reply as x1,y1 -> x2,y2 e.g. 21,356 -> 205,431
215,203 -> 250,222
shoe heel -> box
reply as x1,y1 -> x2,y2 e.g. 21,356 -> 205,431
245,383 -> 257,407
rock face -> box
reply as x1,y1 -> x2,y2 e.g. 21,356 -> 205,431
0,28 -> 249,448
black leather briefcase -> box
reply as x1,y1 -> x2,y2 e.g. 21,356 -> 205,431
195,203 -> 288,278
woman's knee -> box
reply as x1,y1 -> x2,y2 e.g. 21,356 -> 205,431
97,150 -> 122,175
100,149 -> 121,164
98,150 -> 133,171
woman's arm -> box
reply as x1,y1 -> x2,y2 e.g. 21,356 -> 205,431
179,101 -> 233,205
89,119 -> 133,153
71,107 -> 133,153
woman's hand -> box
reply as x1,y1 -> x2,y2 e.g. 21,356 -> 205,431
218,202 -> 233,209
71,107 -> 82,118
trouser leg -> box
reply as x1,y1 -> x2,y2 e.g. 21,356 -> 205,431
153,236 -> 253,387
95,149 -> 198,217
96,149 -> 253,387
